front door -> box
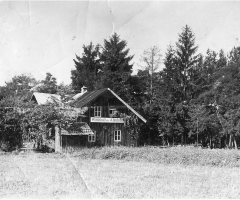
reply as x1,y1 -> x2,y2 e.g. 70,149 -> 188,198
104,129 -> 108,146
103,128 -> 112,146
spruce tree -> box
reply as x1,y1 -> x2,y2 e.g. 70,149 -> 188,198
176,25 -> 199,102
97,33 -> 134,101
162,45 -> 180,101
228,46 -> 240,64
71,42 -> 100,92
217,49 -> 227,70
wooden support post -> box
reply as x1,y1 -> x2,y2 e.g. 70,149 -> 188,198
55,126 -> 61,153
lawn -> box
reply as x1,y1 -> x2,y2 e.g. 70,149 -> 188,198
1,147 -> 240,199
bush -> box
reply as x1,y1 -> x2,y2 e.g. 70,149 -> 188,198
69,146 -> 240,168
0,141 -> 10,152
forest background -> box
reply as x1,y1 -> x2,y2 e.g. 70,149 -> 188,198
1,25 -> 240,150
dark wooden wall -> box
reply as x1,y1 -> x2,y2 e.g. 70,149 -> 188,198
62,92 -> 139,150
61,135 -> 88,150
89,123 -> 137,147
61,123 -> 138,150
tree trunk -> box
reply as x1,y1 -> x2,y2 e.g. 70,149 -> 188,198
148,131 -> 151,145
209,136 -> 212,149
181,133 -> 184,146
162,135 -> 166,146
233,136 -> 238,150
184,132 -> 187,145
229,134 -> 232,149
220,136 -> 225,148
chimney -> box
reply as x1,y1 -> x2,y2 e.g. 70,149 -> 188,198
81,86 -> 87,94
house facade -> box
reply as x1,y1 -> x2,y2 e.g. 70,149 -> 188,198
69,88 -> 147,148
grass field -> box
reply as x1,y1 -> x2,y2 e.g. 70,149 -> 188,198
1,147 -> 240,199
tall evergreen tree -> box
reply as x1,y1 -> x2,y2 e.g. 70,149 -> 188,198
176,25 -> 199,102
228,46 -> 240,65
156,45 -> 184,145
162,45 -> 180,101
157,25 -> 200,145
217,49 -> 227,70
71,42 -> 100,92
196,49 -> 219,103
97,33 -> 134,101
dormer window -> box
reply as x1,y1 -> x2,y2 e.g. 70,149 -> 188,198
94,106 -> 102,117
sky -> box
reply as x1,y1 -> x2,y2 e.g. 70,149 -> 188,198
0,1 -> 240,86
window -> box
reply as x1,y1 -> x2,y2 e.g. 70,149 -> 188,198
88,130 -> 96,142
94,106 -> 102,117
109,107 -> 119,117
114,130 -> 121,142
109,108 -> 116,115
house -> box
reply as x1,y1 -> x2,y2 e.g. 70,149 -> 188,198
69,87 -> 147,147
31,92 -> 62,105
30,92 -> 94,151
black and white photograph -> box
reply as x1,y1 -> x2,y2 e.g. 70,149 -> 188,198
1,0 -> 240,199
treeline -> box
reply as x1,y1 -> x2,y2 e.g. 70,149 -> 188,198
1,25 -> 240,149
71,25 -> 240,148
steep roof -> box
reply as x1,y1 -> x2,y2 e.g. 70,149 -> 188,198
31,92 -> 62,105
72,88 -> 147,123
71,88 -> 108,108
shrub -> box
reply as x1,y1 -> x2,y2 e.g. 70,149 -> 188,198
0,141 -> 10,152
69,146 -> 240,168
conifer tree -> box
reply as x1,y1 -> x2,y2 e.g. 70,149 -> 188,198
176,25 -> 199,102
217,49 -> 227,70
71,42 -> 100,92
228,46 -> 240,64
158,25 -> 200,145
96,33 -> 134,101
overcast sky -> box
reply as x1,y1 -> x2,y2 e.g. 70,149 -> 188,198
0,1 -> 240,86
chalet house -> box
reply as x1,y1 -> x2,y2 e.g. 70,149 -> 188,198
69,87 -> 147,148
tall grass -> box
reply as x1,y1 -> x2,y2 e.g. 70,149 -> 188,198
67,146 -> 240,167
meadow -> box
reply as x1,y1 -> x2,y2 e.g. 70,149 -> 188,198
1,146 -> 240,199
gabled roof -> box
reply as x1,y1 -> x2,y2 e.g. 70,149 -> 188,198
31,92 -> 62,105
71,88 -> 108,108
72,88 -> 147,123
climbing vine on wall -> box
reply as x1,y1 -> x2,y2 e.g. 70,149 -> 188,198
120,113 -> 140,140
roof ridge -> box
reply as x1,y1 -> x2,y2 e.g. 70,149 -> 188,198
72,88 -> 108,107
